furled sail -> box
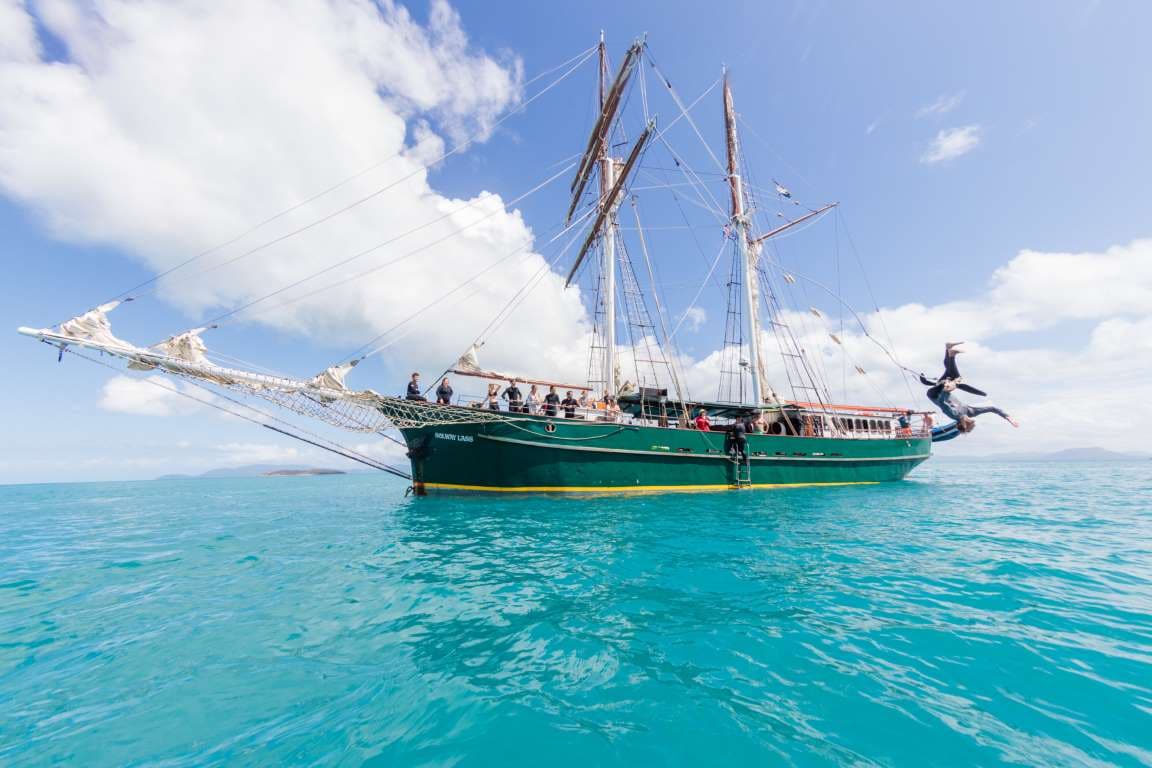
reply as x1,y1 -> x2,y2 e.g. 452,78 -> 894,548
309,359 -> 359,391
157,326 -> 213,365
454,344 -> 483,373
56,301 -> 138,351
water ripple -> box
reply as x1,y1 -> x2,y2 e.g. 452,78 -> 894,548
0,463 -> 1150,766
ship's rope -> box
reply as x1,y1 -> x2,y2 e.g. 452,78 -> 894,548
58,346 -> 411,477
204,159 -> 580,328
756,259 -> 923,382
347,203 -> 598,364
644,49 -> 727,175
499,419 -> 634,441
73,44 -> 599,323
666,233 -> 729,340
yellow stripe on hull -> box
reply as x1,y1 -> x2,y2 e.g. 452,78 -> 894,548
419,481 -> 879,494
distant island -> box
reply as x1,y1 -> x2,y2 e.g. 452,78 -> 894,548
156,464 -> 349,480
936,447 -> 1149,463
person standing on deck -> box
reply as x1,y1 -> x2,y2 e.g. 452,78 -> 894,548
435,377 -> 453,405
525,384 -> 540,414
501,379 -> 524,413
561,391 -> 579,418
543,386 -> 561,417
694,409 -> 711,431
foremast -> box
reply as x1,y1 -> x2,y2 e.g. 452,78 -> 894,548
564,37 -> 646,396
598,36 -> 620,396
723,74 -> 768,406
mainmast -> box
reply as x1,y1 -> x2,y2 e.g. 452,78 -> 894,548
600,155 -> 619,395
723,73 -> 766,406
597,34 -> 619,396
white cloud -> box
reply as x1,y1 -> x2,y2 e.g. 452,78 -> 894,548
99,374 -> 215,416
4,1 -> 1149,463
683,306 -> 707,332
214,441 -> 300,465
723,238 -> 1152,454
0,0 -> 588,383
0,0 -> 38,62
916,91 -> 965,118
920,125 -> 982,164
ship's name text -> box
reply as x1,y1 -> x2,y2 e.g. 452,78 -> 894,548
434,432 -> 474,443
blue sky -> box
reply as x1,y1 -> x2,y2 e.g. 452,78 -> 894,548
1,0 -> 1150,482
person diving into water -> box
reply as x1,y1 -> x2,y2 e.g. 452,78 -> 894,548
921,342 -> 1019,440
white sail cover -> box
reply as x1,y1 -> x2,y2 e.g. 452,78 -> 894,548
56,301 -> 137,350
455,344 -> 482,373
309,359 -> 358,391
155,327 -> 212,365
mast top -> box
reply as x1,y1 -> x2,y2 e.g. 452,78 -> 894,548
722,72 -> 744,221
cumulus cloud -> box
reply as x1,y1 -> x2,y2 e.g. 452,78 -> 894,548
99,374 -> 215,416
921,125 -> 982,164
0,0 -> 588,382
4,0 -> 1148,462
915,91 -> 965,118
683,306 -> 707,332
0,0 -> 38,62
709,239 -> 1152,454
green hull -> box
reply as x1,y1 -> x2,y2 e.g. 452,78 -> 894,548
400,410 -> 930,494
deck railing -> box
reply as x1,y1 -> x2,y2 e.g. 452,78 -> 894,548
442,395 -> 933,440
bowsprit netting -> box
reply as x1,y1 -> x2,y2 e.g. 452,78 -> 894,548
17,304 -> 512,432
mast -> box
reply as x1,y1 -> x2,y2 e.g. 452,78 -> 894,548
601,156 -> 618,395
723,72 -> 765,406
564,36 -> 645,395
598,31 -> 607,109
598,33 -> 617,395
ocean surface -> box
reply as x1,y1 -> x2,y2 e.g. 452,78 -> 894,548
1,462 -> 1150,767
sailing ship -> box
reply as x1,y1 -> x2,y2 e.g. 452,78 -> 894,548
18,36 -> 932,494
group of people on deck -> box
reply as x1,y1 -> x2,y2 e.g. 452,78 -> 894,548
405,372 -> 619,420
401,341 -> 1017,443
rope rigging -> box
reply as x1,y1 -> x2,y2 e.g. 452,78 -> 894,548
201,158 -> 580,329
65,43 -> 599,326
23,35 -> 930,457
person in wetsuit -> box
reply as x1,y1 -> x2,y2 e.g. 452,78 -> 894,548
435,377 -> 453,405
501,379 -> 524,413
543,386 -> 561,417
405,372 -> 426,401
921,342 -> 1018,434
729,416 -> 749,461
561,391 -> 579,418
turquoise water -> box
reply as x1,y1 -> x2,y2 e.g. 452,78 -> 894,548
1,463 -> 1150,766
